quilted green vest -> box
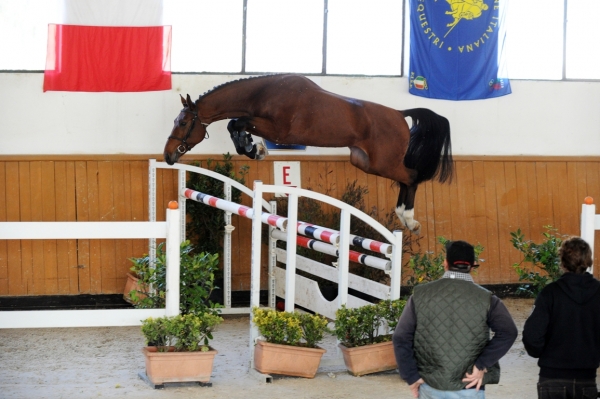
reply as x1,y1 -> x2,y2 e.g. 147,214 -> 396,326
413,278 -> 492,391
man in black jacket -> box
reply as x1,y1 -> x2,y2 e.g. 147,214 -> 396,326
523,236 -> 600,399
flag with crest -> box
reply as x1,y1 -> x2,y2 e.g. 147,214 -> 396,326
408,0 -> 511,100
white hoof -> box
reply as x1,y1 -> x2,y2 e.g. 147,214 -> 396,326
395,205 -> 407,226
399,208 -> 422,235
408,221 -> 421,235
255,142 -> 268,160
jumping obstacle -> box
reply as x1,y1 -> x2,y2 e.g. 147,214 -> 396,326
180,184 -> 393,319
182,187 -> 392,257
183,188 -> 392,271
152,162 -> 403,370
0,202 -> 182,329
581,196 -> 600,274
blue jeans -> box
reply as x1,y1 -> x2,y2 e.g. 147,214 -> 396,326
419,383 -> 485,399
537,377 -> 598,399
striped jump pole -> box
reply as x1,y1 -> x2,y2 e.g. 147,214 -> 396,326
183,188 -> 393,255
297,222 -> 392,256
182,188 -> 287,230
271,229 -> 391,272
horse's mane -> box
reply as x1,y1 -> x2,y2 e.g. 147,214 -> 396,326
197,74 -> 283,101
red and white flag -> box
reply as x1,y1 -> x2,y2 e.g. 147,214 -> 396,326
43,0 -> 171,92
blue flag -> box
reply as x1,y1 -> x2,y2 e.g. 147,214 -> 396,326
409,0 -> 511,100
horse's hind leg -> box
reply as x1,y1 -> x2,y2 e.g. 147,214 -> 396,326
227,118 -> 267,160
396,183 -> 421,234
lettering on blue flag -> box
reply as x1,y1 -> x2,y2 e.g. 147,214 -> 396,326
409,0 -> 511,100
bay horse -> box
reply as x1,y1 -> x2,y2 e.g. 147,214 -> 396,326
164,74 -> 453,234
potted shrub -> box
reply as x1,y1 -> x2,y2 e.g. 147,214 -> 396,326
126,240 -> 221,315
123,271 -> 146,304
252,307 -> 330,378
141,312 -> 223,385
333,299 -> 406,376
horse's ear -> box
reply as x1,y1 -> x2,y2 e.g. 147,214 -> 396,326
186,94 -> 196,111
180,94 -> 187,107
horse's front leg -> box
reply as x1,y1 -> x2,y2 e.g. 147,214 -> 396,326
227,118 -> 268,160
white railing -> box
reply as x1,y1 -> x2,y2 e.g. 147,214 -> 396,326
0,204 -> 181,329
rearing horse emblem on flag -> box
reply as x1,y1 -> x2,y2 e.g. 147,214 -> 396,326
408,0 -> 510,100
445,0 -> 489,37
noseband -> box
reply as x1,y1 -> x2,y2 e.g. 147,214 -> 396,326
168,109 -> 209,154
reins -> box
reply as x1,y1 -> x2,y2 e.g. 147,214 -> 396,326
168,108 -> 209,154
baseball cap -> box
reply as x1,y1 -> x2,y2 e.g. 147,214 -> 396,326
445,240 -> 475,272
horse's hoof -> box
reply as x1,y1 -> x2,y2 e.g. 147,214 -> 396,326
255,143 -> 268,160
395,205 -> 407,226
409,222 -> 421,235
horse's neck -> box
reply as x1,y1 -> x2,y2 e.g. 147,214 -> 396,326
197,76 -> 281,123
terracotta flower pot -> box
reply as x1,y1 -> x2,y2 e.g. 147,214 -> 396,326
254,340 -> 326,378
338,341 -> 397,376
123,273 -> 146,304
142,346 -> 217,384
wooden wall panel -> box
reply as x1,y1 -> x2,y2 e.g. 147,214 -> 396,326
1,156 -> 600,297
0,163 -> 7,295
470,162 -> 489,283
19,162 -> 34,295
6,163 -> 23,295
54,161 -> 78,294
41,161 -> 58,294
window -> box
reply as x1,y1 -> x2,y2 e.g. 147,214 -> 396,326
164,0 -> 243,73
566,0 -> 600,79
327,0 -> 403,75
504,0 -> 564,80
245,0 -> 323,73
0,0 -> 598,81
0,0 -> 59,70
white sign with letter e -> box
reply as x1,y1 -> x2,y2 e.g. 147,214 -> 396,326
274,161 -> 301,197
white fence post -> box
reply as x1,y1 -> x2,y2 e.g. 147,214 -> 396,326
337,209 -> 351,307
390,230 -> 403,300
268,200 -> 277,309
249,181 -> 264,366
284,192 -> 299,312
224,181 -> 233,309
581,197 -> 597,275
165,201 -> 181,317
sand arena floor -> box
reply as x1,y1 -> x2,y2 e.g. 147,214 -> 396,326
2,298 -> 597,399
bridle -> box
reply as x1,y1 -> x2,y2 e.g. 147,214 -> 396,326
168,108 -> 209,154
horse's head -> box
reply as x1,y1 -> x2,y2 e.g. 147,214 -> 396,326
163,94 -> 208,165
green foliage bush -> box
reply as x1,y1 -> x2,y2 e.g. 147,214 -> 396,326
252,307 -> 329,348
141,313 -> 223,352
128,240 -> 221,316
511,226 -> 565,297
333,299 -> 406,348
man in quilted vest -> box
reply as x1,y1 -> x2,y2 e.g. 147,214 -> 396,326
393,240 -> 518,398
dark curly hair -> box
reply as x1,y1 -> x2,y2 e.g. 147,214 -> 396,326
559,237 -> 593,274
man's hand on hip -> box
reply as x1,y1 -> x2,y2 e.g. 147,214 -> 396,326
409,378 -> 425,398
462,365 -> 486,390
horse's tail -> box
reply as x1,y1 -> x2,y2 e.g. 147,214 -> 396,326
401,108 -> 454,184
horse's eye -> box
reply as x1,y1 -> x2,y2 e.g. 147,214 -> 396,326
179,121 -> 187,127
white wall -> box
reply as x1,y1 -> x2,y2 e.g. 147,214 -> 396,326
1,73 -> 598,156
